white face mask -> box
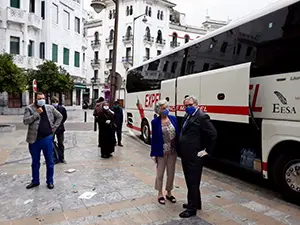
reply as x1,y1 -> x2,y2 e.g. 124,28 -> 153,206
103,106 -> 109,110
37,99 -> 45,107
52,103 -> 58,107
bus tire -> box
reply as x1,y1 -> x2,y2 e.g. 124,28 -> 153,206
272,151 -> 300,205
141,120 -> 150,144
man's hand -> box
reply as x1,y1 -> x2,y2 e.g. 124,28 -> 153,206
197,150 -> 208,158
36,107 -> 43,114
105,120 -> 111,124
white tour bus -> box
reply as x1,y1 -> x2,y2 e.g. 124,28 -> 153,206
125,0 -> 300,204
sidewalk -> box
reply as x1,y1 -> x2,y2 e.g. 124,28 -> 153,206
0,130 -> 300,225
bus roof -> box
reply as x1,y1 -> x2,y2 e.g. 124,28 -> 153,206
128,0 -> 299,72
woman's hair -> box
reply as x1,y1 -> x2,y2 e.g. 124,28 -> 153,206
154,99 -> 168,114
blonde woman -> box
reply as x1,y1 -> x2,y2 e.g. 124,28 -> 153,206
150,100 -> 180,205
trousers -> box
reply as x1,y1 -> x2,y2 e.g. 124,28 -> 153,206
115,126 -> 122,144
29,135 -> 54,184
55,132 -> 65,161
181,157 -> 204,211
155,153 -> 177,192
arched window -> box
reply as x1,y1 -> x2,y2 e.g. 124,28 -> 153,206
126,26 -> 132,38
109,29 -> 114,42
94,32 -> 99,41
145,6 -> 148,15
109,10 -> 112,19
160,11 -> 164,20
157,10 -> 160,19
130,6 -> 133,15
157,30 -> 162,43
145,27 -> 151,40
126,6 -> 129,16
149,7 -> 152,17
184,35 -> 190,43
172,33 -> 178,46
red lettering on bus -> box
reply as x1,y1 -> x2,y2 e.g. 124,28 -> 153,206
145,93 -> 161,108
249,84 -> 263,112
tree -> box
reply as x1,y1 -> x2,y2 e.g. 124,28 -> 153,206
0,53 -> 27,93
27,61 -> 74,102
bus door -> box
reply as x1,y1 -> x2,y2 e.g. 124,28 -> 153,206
177,62 -> 251,124
160,79 -> 176,116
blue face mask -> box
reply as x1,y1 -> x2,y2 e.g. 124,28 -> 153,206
37,99 -> 45,107
162,109 -> 169,116
185,106 -> 196,115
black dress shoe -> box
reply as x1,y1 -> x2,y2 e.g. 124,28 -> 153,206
47,184 -> 54,189
179,210 -> 196,218
60,159 -> 67,164
26,183 -> 40,189
183,203 -> 202,210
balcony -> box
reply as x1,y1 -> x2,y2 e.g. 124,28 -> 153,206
105,58 -> 112,68
156,39 -> 166,48
122,56 -> 133,64
122,35 -> 133,44
6,7 -> 26,24
105,38 -> 114,46
170,41 -> 180,48
13,55 -> 27,68
27,57 -> 44,69
28,13 -> 42,30
143,56 -> 150,61
91,59 -> 100,69
143,36 -> 154,45
91,77 -> 101,84
91,40 -> 101,50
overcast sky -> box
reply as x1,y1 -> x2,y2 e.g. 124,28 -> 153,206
84,0 -> 282,26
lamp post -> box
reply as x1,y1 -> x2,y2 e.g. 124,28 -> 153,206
132,14 -> 147,66
91,0 -> 119,107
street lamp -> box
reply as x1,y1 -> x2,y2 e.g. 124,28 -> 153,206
132,14 -> 147,66
91,0 -> 119,107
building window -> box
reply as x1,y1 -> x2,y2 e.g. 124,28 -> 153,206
10,36 -> 20,54
63,10 -> 70,30
28,40 -> 34,57
145,48 -> 150,59
184,35 -> 190,43
29,0 -> 35,13
39,42 -> 45,59
145,6 -> 148,15
160,11 -> 163,20
149,7 -> 152,17
52,43 -> 58,62
157,50 -> 161,56
109,29 -> 114,42
126,6 -> 129,16
94,51 -> 99,60
157,10 -> 160,19
126,26 -> 132,38
94,32 -> 99,41
220,41 -> 228,53
63,48 -> 69,65
10,0 -> 20,8
126,47 -> 131,58
41,1 -> 45,19
109,10 -> 112,19
52,3 -> 58,24
129,6 -> 133,15
83,53 -> 85,62
145,27 -> 151,40
94,70 -> 98,80
172,33 -> 178,46
157,30 -> 162,43
109,50 -> 113,61
75,17 -> 80,33
74,51 -> 80,67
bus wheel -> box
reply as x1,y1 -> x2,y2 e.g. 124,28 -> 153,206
272,151 -> 300,205
141,120 -> 150,144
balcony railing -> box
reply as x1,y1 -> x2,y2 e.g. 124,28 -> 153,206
143,56 -> 150,61
27,57 -> 44,69
105,58 -> 112,67
28,13 -> 42,29
170,41 -> 180,48
13,55 -> 26,68
91,59 -> 100,69
122,56 -> 133,64
91,77 -> 101,84
105,38 -> 114,46
91,40 -> 101,49
7,7 -> 26,24
122,35 -> 133,44
156,39 -> 166,47
143,36 -> 154,45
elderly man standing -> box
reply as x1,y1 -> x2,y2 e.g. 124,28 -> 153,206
179,96 -> 217,218
23,92 -> 62,190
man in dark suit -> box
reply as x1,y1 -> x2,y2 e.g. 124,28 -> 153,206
51,96 -> 68,163
179,96 -> 217,218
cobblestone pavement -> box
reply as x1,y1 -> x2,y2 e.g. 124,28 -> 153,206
0,129 -> 299,225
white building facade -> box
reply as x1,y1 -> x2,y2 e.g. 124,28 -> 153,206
85,0 -> 230,106
0,0 -> 87,114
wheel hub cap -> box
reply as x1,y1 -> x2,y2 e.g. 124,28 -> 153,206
285,162 -> 300,192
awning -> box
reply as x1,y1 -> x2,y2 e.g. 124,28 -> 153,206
74,84 -> 86,89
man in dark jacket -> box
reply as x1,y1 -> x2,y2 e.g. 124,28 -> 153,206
51,96 -> 67,163
179,96 -> 217,218
112,101 -> 123,147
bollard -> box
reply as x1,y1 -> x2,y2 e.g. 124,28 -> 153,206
84,111 -> 87,122
94,117 -> 97,132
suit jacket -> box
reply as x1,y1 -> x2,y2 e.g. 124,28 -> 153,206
150,115 -> 180,157
179,109 -> 217,159
23,104 -> 63,144
54,105 -> 67,134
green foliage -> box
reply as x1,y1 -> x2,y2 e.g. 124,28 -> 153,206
0,53 -> 27,93
27,61 -> 74,94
